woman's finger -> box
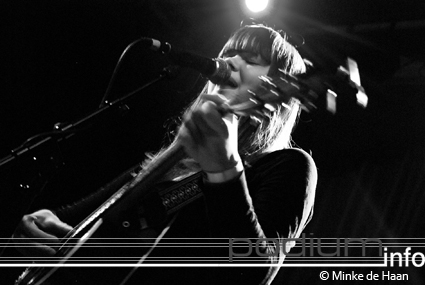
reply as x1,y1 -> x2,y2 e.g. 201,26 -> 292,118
35,214 -> 73,237
19,215 -> 62,245
199,93 -> 228,106
12,232 -> 57,257
198,101 -> 228,135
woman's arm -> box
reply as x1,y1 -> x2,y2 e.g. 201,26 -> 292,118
201,148 -> 316,284
203,148 -> 316,240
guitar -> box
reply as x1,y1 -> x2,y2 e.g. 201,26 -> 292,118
14,62 -> 366,285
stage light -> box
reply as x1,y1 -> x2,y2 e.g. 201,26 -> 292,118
245,0 -> 269,13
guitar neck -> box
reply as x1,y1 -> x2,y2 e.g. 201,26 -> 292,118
61,101 -> 258,243
128,141 -> 187,193
63,142 -> 186,242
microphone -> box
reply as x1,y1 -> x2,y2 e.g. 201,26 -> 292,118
140,37 -> 231,85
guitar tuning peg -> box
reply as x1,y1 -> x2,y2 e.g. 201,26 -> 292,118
247,90 -> 267,105
278,76 -> 289,84
249,115 -> 262,126
277,68 -> 289,75
269,89 -> 280,97
263,103 -> 276,112
288,73 -> 299,82
278,68 -> 301,86
258,75 -> 277,87
289,81 -> 301,90
249,98 -> 262,106
247,89 -> 257,97
258,75 -> 268,82
281,101 -> 291,110
300,104 -> 311,113
278,68 -> 297,79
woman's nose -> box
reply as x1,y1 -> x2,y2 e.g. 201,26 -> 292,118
225,55 -> 243,72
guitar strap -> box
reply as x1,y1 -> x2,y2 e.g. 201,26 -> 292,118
142,172 -> 204,227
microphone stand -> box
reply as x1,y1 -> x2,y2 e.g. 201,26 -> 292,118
0,65 -> 179,239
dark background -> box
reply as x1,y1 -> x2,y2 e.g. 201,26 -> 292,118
1,0 -> 425,283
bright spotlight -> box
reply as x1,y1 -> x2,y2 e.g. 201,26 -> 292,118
245,0 -> 269,13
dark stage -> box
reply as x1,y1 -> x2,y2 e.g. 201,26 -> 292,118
1,0 -> 425,284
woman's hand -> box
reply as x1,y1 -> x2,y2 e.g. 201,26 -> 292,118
12,209 -> 73,257
177,94 -> 242,173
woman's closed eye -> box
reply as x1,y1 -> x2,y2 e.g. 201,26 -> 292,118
241,53 -> 268,66
244,57 -> 258,65
223,50 -> 265,64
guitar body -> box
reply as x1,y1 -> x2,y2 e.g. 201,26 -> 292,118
15,218 -> 106,285
14,217 -> 163,285
14,172 -> 203,285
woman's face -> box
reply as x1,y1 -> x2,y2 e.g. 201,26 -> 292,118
208,51 -> 270,105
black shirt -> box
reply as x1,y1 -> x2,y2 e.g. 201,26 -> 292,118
54,148 -> 317,285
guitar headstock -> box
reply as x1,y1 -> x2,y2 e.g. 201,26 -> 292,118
224,57 -> 368,123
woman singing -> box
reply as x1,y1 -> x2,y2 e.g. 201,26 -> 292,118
13,24 -> 317,285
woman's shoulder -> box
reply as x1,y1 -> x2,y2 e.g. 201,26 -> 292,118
246,148 -> 317,186
253,148 -> 315,169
